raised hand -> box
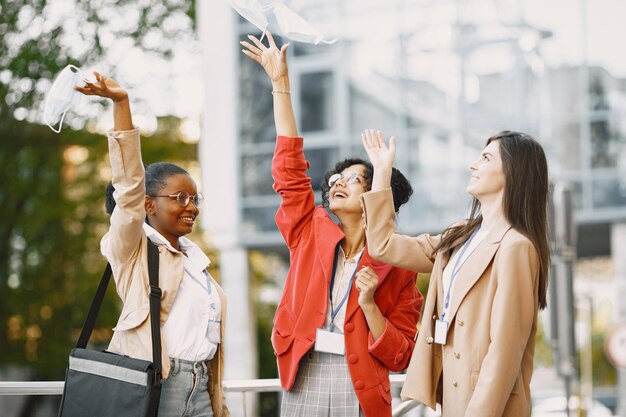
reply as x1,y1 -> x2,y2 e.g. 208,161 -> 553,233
241,31 -> 289,82
75,72 -> 128,103
75,72 -> 132,131
361,129 -> 396,170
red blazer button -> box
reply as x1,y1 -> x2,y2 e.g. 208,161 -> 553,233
348,354 -> 359,364
354,380 -> 364,390
345,323 -> 355,332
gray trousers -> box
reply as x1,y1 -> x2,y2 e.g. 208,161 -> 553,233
280,350 -> 364,417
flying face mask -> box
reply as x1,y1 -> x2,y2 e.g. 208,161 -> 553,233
43,65 -> 85,133
270,3 -> 336,45
227,0 -> 269,34
226,0 -> 336,45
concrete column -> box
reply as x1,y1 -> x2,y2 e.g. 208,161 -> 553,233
611,222 -> 626,417
219,247 -> 256,417
197,2 -> 256,416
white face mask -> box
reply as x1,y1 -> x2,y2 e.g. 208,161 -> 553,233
226,0 -> 269,33
43,65 -> 84,133
270,3 -> 336,45
227,0 -> 336,45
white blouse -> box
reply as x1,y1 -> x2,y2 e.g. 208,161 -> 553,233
440,229 -> 485,322
323,246 -> 365,333
144,224 -> 221,361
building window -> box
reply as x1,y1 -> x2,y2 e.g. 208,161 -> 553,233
241,154 -> 274,197
300,71 -> 334,133
242,206 -> 281,235
303,147 -> 340,192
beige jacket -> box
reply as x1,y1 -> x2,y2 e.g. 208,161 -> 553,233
101,129 -> 229,417
362,189 -> 539,417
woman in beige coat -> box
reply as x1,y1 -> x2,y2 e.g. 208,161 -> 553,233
76,74 -> 229,417
359,130 -> 550,417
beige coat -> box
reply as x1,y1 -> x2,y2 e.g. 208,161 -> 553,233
361,189 -> 539,417
101,129 -> 229,417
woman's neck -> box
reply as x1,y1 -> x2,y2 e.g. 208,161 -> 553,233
339,217 -> 366,259
478,194 -> 505,232
147,221 -> 180,250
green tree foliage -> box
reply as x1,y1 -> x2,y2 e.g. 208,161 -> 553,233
0,0 -> 197,123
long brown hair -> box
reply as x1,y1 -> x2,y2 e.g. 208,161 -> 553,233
435,131 -> 550,309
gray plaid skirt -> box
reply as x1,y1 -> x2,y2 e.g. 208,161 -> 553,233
280,350 -> 364,417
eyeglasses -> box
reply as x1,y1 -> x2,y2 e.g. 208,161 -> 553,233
150,191 -> 205,208
328,171 -> 364,187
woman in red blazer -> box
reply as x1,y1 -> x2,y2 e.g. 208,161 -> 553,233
241,33 -> 423,417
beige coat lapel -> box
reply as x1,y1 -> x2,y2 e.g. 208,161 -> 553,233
445,220 -> 511,324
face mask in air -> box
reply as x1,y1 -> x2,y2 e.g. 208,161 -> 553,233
226,0 -> 269,34
43,65 -> 85,133
270,3 -> 336,45
226,0 -> 336,45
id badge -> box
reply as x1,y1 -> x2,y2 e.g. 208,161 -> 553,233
207,320 -> 221,344
434,320 -> 448,345
314,328 -> 345,355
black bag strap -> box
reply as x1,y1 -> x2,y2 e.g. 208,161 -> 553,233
75,240 -> 162,377
147,240 -> 162,376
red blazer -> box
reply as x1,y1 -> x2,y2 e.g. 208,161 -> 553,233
271,136 -> 423,417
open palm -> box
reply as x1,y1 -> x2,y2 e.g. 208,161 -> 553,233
241,32 -> 289,82
75,72 -> 128,103
361,129 -> 397,169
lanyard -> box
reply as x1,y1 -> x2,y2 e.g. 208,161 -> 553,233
184,265 -> 218,319
441,226 -> 481,322
328,245 -> 363,332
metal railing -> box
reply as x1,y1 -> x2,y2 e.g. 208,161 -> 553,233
0,375 -> 422,417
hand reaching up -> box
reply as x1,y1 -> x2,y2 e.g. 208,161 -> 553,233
241,32 -> 290,83
361,129 -> 397,170
75,72 -> 128,103
75,72 -> 132,131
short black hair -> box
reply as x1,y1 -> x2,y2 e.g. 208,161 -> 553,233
320,157 -> 413,213
104,162 -> 190,215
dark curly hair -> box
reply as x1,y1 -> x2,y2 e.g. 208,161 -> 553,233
105,162 -> 190,215
321,158 -> 413,213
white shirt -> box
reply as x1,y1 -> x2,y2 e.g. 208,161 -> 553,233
143,224 -> 221,361
323,246 -> 365,333
440,229 -> 485,322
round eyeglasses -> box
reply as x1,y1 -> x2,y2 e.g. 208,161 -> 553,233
328,171 -> 364,188
151,191 -> 204,208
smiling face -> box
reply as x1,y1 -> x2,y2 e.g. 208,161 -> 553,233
145,173 -> 199,248
328,164 -> 370,215
467,140 -> 505,203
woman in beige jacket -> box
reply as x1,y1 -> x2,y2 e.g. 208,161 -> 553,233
76,74 -> 229,417
359,130 -> 550,417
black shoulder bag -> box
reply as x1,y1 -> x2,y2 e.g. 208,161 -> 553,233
58,240 -> 163,417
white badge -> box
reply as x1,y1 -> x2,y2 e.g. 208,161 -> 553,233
314,328 -> 345,355
207,320 -> 221,344
434,320 -> 448,345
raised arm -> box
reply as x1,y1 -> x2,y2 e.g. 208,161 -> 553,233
361,130 -> 439,272
242,33 -> 317,249
75,72 -> 133,131
76,75 -> 144,274
241,32 -> 297,137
